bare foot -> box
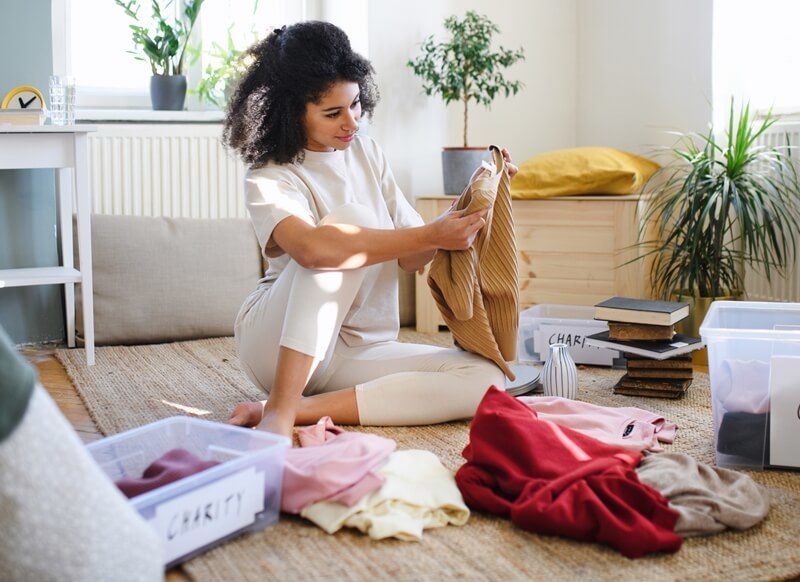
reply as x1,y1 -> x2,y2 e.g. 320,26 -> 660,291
255,410 -> 295,438
227,401 -> 265,428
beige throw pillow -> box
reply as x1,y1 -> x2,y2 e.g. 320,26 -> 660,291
75,214 -> 263,345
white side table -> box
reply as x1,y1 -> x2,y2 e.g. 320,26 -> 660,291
0,125 -> 97,365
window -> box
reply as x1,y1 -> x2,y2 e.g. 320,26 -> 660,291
56,0 -> 307,110
713,0 -> 800,123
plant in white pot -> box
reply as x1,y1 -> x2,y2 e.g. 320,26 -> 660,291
407,11 -> 525,195
114,0 -> 205,111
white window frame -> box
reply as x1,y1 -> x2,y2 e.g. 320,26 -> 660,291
52,0 -> 157,109
51,0 -> 310,114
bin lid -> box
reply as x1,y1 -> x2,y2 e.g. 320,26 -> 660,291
700,300 -> 800,340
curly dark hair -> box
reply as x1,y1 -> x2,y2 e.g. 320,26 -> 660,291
223,21 -> 379,167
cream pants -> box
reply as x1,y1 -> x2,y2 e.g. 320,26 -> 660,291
234,203 -> 505,426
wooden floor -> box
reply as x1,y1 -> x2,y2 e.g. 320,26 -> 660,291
26,350 -> 105,443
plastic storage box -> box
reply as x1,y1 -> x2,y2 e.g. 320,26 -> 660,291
700,301 -> 800,470
518,304 -> 622,367
86,416 -> 290,567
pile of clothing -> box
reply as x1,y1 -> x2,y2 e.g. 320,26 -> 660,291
114,388 -> 770,556
455,387 -> 769,558
283,417 -> 469,541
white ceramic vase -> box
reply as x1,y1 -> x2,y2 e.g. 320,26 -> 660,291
541,342 -> 578,399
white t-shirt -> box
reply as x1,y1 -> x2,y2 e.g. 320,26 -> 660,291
243,135 -> 425,347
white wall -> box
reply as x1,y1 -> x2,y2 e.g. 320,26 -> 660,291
367,0 -> 713,196
442,1 -> 578,162
367,0 -> 453,198
576,0 -> 713,156
368,0 -> 577,198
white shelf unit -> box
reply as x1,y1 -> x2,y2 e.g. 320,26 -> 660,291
0,125 -> 97,365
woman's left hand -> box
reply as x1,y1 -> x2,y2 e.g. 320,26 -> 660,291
501,147 -> 519,180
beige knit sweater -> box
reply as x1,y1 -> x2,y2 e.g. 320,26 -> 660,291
428,145 -> 519,380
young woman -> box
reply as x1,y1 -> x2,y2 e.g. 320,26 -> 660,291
223,21 -> 518,436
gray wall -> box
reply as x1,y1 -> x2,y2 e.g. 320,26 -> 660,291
0,0 -> 63,344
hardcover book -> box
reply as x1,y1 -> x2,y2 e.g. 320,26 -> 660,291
624,353 -> 693,369
626,368 -> 694,380
594,297 -> 689,326
608,322 -> 674,341
615,374 -> 692,392
0,108 -> 46,126
613,386 -> 688,399
586,331 -> 703,360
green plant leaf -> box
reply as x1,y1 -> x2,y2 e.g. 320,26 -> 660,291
633,99 -> 800,299
114,0 -> 205,75
407,10 -> 525,146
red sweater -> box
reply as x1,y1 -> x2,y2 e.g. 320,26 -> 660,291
455,387 -> 682,558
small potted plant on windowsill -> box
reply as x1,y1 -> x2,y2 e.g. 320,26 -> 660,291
407,11 -> 525,195
114,0 -> 205,111
632,100 -> 800,362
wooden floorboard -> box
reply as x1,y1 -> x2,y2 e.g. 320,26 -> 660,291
26,350 -> 105,443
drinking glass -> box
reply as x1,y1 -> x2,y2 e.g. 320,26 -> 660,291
49,75 -> 76,125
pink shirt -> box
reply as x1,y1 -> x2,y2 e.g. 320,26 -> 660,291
281,417 -> 396,514
516,396 -> 677,453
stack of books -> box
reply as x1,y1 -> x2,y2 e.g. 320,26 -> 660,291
586,297 -> 704,399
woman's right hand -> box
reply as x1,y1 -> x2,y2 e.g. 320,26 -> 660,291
428,207 -> 488,251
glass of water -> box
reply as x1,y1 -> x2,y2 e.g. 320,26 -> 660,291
49,75 -> 76,125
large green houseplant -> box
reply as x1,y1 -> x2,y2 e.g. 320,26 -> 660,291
407,11 -> 525,194
114,0 -> 205,110
634,100 -> 800,355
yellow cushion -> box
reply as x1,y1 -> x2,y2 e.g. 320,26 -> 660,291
510,147 -> 660,199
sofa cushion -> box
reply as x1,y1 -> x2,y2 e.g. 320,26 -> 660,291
75,214 -> 263,345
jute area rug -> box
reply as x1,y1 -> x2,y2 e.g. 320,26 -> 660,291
56,331 -> 800,581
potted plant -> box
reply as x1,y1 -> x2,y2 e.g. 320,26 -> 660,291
407,11 -> 525,195
634,100 -> 800,359
114,0 -> 205,111
189,26 -> 255,109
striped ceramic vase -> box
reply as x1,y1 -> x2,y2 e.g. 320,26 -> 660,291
542,343 -> 578,399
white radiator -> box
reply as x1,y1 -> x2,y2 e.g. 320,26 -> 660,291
87,124 -> 247,219
744,120 -> 800,302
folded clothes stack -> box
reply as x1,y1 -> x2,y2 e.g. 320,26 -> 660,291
586,297 -> 704,399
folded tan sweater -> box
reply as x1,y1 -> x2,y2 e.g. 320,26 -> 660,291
428,145 -> 519,380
